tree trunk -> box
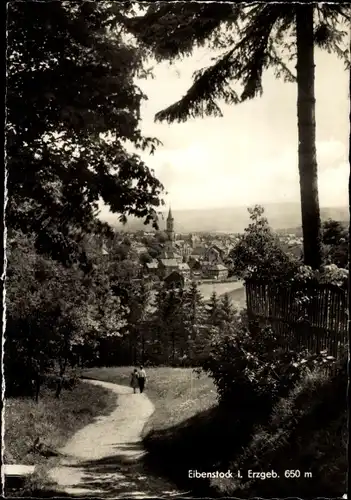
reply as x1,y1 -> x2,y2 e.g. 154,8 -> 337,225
35,373 -> 42,403
55,356 -> 67,398
141,331 -> 145,363
296,5 -> 322,270
55,379 -> 62,399
171,328 -> 175,364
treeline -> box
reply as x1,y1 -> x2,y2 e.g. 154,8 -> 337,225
98,283 -> 237,367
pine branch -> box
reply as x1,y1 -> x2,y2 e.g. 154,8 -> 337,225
147,3 -> 347,124
117,3 -> 241,62
155,45 -> 242,123
154,4 -> 285,123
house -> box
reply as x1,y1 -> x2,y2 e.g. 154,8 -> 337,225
189,258 -> 202,270
190,246 -> 207,259
175,242 -> 192,262
178,262 -> 191,281
158,258 -> 179,279
206,264 -> 229,280
175,239 -> 185,247
191,269 -> 202,280
164,271 -> 185,289
182,244 -> 193,262
159,249 -> 182,264
200,260 -> 211,274
189,234 -> 200,248
133,244 -> 148,255
134,263 -> 144,278
101,244 -> 109,256
205,246 -> 223,264
144,260 -> 159,276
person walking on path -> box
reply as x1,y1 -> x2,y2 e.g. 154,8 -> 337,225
130,368 -> 139,394
138,366 -> 147,393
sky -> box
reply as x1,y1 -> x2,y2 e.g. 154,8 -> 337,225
101,42 -> 349,216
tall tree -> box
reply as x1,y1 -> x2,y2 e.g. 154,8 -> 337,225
150,284 -> 183,364
164,288 -> 183,363
125,280 -> 150,364
149,286 -> 169,363
218,293 -> 236,325
180,282 -> 207,360
181,282 -> 206,326
229,205 -> 297,280
207,291 -> 221,327
6,2 -> 164,265
121,3 -> 349,269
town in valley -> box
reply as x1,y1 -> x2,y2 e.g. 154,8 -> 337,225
98,206 -> 304,294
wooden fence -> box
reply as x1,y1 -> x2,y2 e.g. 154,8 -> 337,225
245,279 -> 348,360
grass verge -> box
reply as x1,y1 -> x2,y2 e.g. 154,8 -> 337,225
226,286 -> 247,309
197,282 -> 245,304
82,366 -> 217,437
4,379 -> 118,496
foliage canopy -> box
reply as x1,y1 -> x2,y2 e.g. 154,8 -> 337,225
6,1 -> 164,265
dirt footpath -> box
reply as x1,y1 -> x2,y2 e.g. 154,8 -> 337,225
48,379 -> 181,498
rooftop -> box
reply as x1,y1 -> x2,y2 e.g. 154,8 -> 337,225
178,263 -> 190,270
160,250 -> 181,259
209,264 -> 228,271
146,262 -> 158,269
160,259 -> 179,267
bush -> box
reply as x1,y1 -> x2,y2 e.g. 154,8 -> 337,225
215,357 -> 347,497
322,218 -> 348,268
201,312 -> 337,412
44,372 -> 80,391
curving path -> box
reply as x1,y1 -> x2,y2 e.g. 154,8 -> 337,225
48,379 -> 181,498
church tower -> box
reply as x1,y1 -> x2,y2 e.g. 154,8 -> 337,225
166,206 -> 175,246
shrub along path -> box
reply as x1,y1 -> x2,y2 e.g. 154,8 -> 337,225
47,379 -> 182,498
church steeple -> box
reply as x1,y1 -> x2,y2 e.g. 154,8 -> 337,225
166,206 -> 175,245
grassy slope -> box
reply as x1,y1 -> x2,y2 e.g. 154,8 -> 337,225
197,282 -> 246,314
197,282 -> 244,302
226,286 -> 247,309
82,366 -> 217,437
4,380 -> 118,495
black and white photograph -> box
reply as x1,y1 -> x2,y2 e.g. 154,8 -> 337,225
3,2 -> 350,498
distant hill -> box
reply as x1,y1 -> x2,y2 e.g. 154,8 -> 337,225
100,203 -> 349,234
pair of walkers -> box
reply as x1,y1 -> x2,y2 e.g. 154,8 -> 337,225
130,366 -> 147,394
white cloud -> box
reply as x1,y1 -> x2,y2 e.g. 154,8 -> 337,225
138,134 -> 348,210
102,45 -> 349,215
319,162 -> 348,207
317,139 -> 347,171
